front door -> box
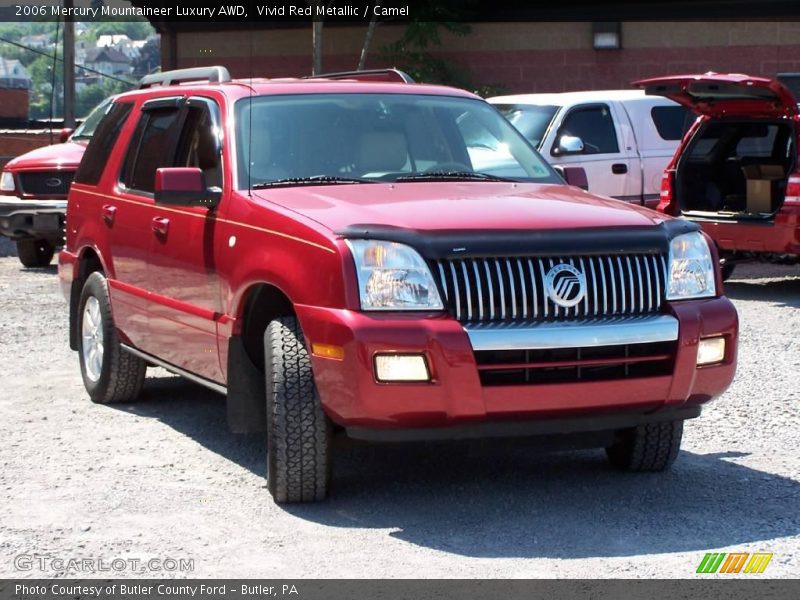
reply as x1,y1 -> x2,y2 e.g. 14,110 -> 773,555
549,102 -> 633,201
145,97 -> 225,383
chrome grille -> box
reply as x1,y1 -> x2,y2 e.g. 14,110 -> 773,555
18,171 -> 75,197
433,254 -> 668,322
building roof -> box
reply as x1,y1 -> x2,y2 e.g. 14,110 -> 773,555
0,57 -> 31,90
85,47 -> 130,65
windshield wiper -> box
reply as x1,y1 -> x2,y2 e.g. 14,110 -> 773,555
395,171 -> 516,182
251,175 -> 375,189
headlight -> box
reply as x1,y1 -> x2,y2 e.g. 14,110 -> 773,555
0,171 -> 14,192
346,240 -> 444,311
666,232 -> 716,300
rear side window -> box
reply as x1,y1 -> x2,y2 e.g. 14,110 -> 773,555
74,102 -> 133,185
735,124 -> 779,157
651,105 -> 691,141
121,106 -> 181,194
554,104 -> 619,155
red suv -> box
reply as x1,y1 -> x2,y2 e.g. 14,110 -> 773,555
636,73 -> 800,279
59,67 -> 738,503
0,98 -> 110,267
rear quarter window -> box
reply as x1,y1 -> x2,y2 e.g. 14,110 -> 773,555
73,102 -> 133,185
650,105 -> 692,141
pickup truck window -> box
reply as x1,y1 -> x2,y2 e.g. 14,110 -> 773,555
74,102 -> 133,185
651,105 -> 692,141
122,107 -> 181,194
493,104 -> 558,149
554,104 -> 619,155
236,93 -> 559,187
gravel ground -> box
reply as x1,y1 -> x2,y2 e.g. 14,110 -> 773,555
0,251 -> 797,579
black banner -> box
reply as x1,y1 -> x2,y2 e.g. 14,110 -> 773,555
2,580 -> 800,600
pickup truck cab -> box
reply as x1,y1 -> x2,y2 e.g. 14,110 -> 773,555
488,90 -> 690,208
637,73 -> 800,279
59,67 -> 738,503
0,99 -> 108,267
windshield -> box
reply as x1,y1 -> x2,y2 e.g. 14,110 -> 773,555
235,93 -> 560,187
492,104 -> 559,149
70,97 -> 113,140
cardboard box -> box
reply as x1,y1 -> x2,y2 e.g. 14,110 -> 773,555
742,164 -> 784,214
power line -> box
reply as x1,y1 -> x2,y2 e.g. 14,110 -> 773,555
0,36 -> 137,85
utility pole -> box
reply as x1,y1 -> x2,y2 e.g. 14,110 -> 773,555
63,0 -> 75,127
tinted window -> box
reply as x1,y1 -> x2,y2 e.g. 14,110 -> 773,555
651,105 -> 692,141
74,102 -> 132,185
735,124 -> 779,158
122,107 -> 181,194
174,101 -> 222,188
494,104 -> 558,148
555,105 -> 619,155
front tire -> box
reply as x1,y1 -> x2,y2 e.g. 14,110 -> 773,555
78,272 -> 146,404
16,238 -> 54,267
605,420 -> 683,472
264,316 -> 331,503
720,262 -> 736,282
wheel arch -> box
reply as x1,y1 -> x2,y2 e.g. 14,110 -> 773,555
68,245 -> 108,351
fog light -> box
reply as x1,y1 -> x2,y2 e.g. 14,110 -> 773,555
697,337 -> 726,365
374,354 -> 430,382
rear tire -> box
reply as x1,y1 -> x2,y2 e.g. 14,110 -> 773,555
17,238 -> 54,267
606,420 -> 683,472
78,272 -> 147,404
264,316 -> 331,503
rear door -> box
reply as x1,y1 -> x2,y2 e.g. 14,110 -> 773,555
634,73 -> 799,118
548,102 -> 633,201
114,97 -> 183,353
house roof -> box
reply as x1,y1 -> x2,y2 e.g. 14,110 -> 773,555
0,57 -> 31,89
85,47 -> 130,64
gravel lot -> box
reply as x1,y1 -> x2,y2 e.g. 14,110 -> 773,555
0,241 -> 798,579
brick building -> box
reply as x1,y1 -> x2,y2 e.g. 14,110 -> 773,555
0,57 -> 31,119
149,21 -> 800,94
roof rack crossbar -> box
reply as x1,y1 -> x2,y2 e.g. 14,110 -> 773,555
303,68 -> 416,84
138,66 -> 232,89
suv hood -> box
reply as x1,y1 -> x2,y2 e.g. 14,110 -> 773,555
253,182 -> 667,233
634,72 -> 799,118
4,141 -> 86,171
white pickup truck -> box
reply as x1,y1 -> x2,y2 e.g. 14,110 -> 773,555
488,90 -> 690,208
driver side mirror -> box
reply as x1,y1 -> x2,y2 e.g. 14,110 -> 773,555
557,135 -> 585,155
155,167 -> 221,209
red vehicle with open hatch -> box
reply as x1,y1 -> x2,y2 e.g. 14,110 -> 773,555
59,67 -> 738,502
636,72 -> 800,279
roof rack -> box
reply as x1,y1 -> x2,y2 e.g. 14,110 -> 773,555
304,68 -> 416,84
138,66 -> 232,89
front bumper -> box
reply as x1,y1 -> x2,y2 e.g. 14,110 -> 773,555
296,297 -> 738,432
0,196 -> 66,240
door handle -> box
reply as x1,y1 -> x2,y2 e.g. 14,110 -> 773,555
151,216 -> 170,236
101,204 -> 116,225
612,163 -> 628,174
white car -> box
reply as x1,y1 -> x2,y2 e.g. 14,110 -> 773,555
488,90 -> 690,207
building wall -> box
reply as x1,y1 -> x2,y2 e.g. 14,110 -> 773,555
0,129 -> 51,169
0,89 -> 29,120
166,21 -> 800,94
